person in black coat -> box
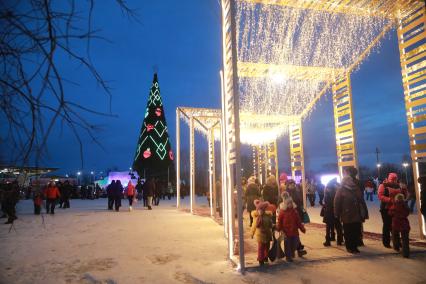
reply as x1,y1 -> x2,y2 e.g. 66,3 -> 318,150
245,176 -> 260,227
136,179 -> 143,201
106,180 -> 116,210
113,180 -> 123,211
60,180 -> 72,209
322,178 -> 343,246
418,176 -> 426,221
262,175 -> 279,224
145,177 -> 155,210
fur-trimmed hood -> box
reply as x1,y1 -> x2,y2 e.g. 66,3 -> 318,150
279,197 -> 297,211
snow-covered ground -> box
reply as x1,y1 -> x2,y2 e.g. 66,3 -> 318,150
0,197 -> 425,284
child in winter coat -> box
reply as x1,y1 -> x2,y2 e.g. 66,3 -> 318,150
277,196 -> 306,262
33,191 -> 43,215
389,193 -> 410,258
251,200 -> 273,266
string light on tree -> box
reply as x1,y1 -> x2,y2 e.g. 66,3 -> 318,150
132,73 -> 174,177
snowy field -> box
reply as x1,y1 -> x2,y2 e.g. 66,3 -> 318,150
0,197 -> 425,284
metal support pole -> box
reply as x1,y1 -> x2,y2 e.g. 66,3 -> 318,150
208,128 -> 214,217
221,0 -> 244,272
176,109 -> 181,208
190,116 -> 195,214
396,1 -> 426,239
290,120 -> 306,209
220,70 -> 228,239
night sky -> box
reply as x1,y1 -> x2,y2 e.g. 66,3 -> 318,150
39,1 -> 408,175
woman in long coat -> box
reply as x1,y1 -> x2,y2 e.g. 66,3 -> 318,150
322,178 -> 343,246
245,176 -> 260,227
334,167 -> 368,254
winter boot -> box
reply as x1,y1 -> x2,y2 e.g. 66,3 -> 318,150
297,250 -> 307,257
323,241 -> 331,247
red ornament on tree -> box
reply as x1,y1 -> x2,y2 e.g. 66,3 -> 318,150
169,150 -> 174,160
143,148 -> 152,159
146,124 -> 154,131
155,108 -> 162,117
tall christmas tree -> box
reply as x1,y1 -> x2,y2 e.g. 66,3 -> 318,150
132,73 -> 174,178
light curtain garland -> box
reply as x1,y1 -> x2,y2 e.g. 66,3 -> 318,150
236,0 -> 395,117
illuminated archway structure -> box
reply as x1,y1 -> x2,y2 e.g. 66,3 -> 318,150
220,0 -> 425,273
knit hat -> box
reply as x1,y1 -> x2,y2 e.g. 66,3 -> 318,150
254,199 -> 270,211
395,193 -> 405,202
388,173 -> 398,183
266,175 -> 277,186
247,176 -> 256,184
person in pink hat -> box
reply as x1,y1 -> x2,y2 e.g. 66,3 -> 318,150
378,172 -> 407,248
251,199 -> 273,266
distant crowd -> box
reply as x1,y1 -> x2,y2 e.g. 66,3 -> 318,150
0,177 -> 175,224
105,177 -> 173,211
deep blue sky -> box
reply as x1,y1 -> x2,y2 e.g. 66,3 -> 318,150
41,1 -> 408,175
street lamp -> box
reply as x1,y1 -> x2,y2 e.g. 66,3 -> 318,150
77,171 -> 81,186
402,163 -> 409,185
376,163 -> 381,180
91,171 -> 94,183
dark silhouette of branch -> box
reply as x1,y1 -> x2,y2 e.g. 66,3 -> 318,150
0,0 -> 138,168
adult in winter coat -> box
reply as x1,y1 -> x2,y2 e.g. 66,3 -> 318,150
154,179 -> 163,206
405,182 -> 416,213
317,183 -> 325,206
334,167 -> 368,254
419,176 -> 426,221
44,181 -> 60,215
286,180 -> 304,219
262,175 -> 279,224
389,193 -> 410,258
61,180 -> 72,209
322,178 -> 343,246
306,179 -> 317,207
365,180 -> 375,201
3,181 -> 20,223
136,179 -> 143,201
286,180 -> 307,255
378,173 -> 406,248
245,176 -> 260,227
144,177 -> 155,210
127,181 -> 136,211
113,180 -> 123,211
106,180 -> 116,210
251,200 -> 273,266
276,196 -> 306,262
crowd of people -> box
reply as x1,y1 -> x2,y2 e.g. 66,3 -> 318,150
243,167 -> 426,266
2,167 -> 426,267
105,177 -> 172,211
0,177 -> 175,224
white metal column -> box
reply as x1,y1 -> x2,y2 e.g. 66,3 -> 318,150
208,128 -> 214,217
189,116 -> 195,214
176,108 -> 181,208
221,0 -> 245,273
220,70 -> 229,239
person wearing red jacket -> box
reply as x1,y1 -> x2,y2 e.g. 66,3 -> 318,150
44,181 -> 60,214
127,180 -> 136,211
389,193 -> 410,258
378,173 -> 406,248
276,196 -> 306,262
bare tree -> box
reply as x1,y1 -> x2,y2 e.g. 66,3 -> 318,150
0,0 -> 137,167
